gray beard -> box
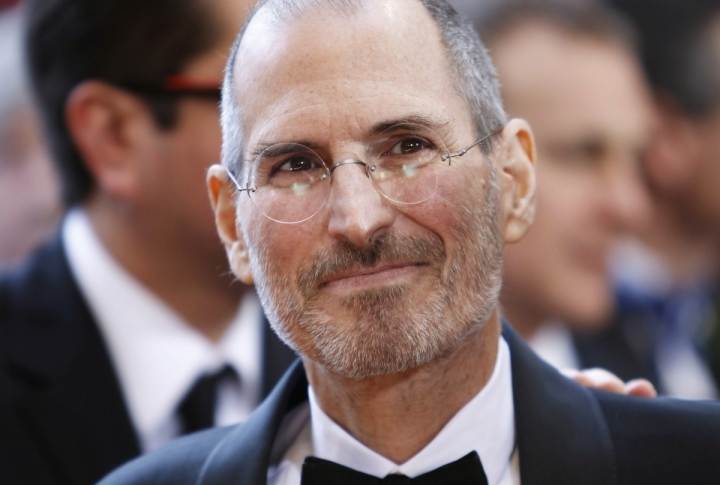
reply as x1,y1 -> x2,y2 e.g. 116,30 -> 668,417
248,170 -> 503,379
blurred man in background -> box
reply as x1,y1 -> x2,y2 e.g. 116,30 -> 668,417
0,0 -> 294,484
0,6 -> 61,270
454,0 -> 654,370
599,0 -> 720,399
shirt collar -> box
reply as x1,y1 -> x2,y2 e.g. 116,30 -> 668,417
62,208 -> 261,448
308,336 -> 515,484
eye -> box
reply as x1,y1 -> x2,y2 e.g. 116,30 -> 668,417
388,136 -> 431,156
273,154 -> 323,173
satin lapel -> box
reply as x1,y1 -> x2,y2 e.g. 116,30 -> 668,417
260,316 -> 298,399
2,237 -> 141,485
198,359 -> 306,485
502,324 -> 618,485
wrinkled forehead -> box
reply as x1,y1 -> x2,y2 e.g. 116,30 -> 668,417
231,0 -> 471,150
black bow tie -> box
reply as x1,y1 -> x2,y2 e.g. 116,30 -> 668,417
301,451 -> 488,485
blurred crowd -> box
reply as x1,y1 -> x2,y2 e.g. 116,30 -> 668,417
2,0 -> 720,482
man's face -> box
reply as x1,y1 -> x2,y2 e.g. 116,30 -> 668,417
135,0 -> 254,263
230,0 -> 508,378
492,21 -> 652,328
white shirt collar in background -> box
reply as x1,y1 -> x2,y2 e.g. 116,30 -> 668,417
63,208 -> 262,451
528,321 -> 580,371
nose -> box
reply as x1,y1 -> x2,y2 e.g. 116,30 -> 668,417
326,159 -> 395,247
604,155 -> 651,234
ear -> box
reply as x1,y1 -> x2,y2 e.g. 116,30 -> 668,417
642,97 -> 699,194
496,118 -> 537,243
207,164 -> 253,284
65,80 -> 153,201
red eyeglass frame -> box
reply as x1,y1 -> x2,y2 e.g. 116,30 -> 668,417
118,74 -> 222,98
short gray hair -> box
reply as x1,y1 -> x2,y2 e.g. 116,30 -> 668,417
220,0 -> 506,178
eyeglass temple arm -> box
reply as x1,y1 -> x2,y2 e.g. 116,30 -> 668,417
225,168 -> 256,195
441,127 -> 502,164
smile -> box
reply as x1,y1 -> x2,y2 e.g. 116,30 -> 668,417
319,264 -> 424,292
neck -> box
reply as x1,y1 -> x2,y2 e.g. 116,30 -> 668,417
304,311 -> 501,464
84,195 -> 244,341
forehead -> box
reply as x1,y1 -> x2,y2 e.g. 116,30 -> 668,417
492,20 -> 651,143
233,0 -> 472,148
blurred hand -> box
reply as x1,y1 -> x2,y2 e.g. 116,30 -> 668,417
561,368 -> 657,398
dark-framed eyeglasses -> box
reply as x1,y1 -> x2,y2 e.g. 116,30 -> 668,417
227,123 -> 502,224
117,75 -> 221,99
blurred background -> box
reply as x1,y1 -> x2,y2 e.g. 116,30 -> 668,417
3,0 -> 720,400
0,0 -> 61,271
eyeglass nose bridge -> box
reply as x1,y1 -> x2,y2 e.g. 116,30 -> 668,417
328,158 -> 377,177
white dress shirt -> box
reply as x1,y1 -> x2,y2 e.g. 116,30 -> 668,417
267,337 -> 518,485
63,209 -> 264,451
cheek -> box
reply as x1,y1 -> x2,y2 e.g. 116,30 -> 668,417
243,209 -> 320,284
536,165 -> 595,239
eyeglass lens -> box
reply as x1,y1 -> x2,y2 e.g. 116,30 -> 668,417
246,123 -> 449,223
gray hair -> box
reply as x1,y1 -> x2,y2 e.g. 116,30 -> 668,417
220,0 -> 506,178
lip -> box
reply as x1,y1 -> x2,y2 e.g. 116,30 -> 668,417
319,263 -> 424,292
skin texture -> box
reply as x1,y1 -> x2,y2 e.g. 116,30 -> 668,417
209,0 -> 536,464
64,0 -> 255,340
490,20 -> 654,339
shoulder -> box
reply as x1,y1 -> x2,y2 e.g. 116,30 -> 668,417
595,391 -> 720,484
98,426 -> 235,485
0,235 -> 71,320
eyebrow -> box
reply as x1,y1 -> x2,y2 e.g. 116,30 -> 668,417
247,140 -> 323,161
367,115 -> 452,136
246,114 -> 452,160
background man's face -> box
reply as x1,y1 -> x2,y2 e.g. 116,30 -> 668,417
231,0 -> 504,377
677,15 -> 720,233
492,20 -> 652,328
138,0 -> 252,263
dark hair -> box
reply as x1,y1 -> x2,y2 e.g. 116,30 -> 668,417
467,0 -> 636,53
608,0 -> 720,118
25,0 -> 219,207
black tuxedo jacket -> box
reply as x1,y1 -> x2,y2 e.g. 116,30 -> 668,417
98,324 -> 720,485
0,236 -> 297,485
573,316 -> 661,390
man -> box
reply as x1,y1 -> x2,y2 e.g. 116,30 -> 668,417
458,0 -> 655,372
101,0 -> 720,484
0,0 -> 295,484
0,6 -> 61,270
594,0 -> 720,398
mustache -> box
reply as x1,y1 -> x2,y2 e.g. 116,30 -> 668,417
296,232 -> 446,297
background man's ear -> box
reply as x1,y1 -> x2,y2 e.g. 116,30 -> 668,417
497,118 -> 537,243
207,165 -> 253,284
65,80 -> 154,201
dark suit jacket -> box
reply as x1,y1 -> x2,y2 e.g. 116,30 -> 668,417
98,324 -> 720,485
0,236 -> 297,485
573,316 -> 661,390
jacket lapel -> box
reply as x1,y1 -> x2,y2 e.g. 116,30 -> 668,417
260,316 -> 298,399
2,236 -> 141,485
503,324 -> 618,485
194,324 -> 618,485
198,359 -> 306,485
